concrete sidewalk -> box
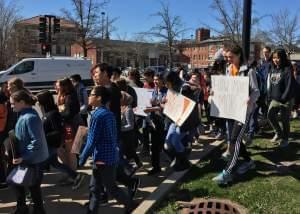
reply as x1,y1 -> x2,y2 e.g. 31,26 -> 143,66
0,135 -> 223,214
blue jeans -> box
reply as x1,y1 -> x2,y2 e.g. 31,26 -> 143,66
248,106 -> 259,138
165,123 -> 186,153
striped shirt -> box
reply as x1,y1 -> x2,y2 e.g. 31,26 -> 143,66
79,107 -> 119,166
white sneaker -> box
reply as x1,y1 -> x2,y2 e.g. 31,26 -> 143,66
270,134 -> 280,143
221,150 -> 232,161
237,160 -> 256,174
212,170 -> 232,185
292,111 -> 298,119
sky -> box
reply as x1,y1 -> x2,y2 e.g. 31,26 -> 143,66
15,0 -> 300,40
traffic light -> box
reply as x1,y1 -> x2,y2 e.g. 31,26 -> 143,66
41,43 -> 50,55
39,17 -> 47,43
53,17 -> 60,33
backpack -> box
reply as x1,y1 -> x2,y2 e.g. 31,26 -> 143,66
0,102 -> 7,132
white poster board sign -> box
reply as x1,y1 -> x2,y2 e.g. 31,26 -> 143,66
133,87 -> 153,117
210,75 -> 249,124
163,90 -> 196,127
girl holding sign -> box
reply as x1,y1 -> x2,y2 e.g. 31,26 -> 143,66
212,45 -> 260,185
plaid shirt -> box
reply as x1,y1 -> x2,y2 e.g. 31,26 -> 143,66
79,107 -> 119,166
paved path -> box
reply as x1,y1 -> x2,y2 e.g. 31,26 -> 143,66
0,135 -> 222,214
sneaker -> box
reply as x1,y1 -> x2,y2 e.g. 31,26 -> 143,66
221,150 -> 232,161
212,170 -> 232,185
84,193 -> 108,208
128,178 -> 140,199
270,133 -> 280,143
135,161 -> 143,170
72,173 -> 85,190
147,167 -> 161,175
279,139 -> 289,148
292,111 -> 298,119
244,134 -> 253,146
215,131 -> 224,140
237,160 -> 256,174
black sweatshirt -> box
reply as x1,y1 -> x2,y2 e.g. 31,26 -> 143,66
268,66 -> 292,103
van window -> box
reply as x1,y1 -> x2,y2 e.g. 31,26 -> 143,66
10,61 -> 34,75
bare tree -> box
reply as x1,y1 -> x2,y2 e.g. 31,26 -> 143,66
142,1 -> 187,69
270,9 -> 300,53
204,0 -> 264,44
210,0 -> 243,43
61,0 -> 109,57
0,0 -> 20,69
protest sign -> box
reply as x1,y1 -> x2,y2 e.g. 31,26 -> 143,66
133,87 -> 153,117
163,90 -> 196,127
71,126 -> 88,154
210,75 -> 249,123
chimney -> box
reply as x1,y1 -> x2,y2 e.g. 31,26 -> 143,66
196,28 -> 210,42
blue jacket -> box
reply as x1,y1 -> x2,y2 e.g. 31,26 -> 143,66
79,107 -> 119,166
15,108 -> 49,164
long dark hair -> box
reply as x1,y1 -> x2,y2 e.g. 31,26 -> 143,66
58,78 -> 74,95
164,71 -> 182,92
36,90 -> 58,113
271,48 -> 291,68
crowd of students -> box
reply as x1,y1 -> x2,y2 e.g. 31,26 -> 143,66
0,44 -> 299,213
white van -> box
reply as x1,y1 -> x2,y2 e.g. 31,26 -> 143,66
0,57 -> 93,90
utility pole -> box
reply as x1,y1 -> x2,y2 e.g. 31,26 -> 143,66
242,0 -> 252,63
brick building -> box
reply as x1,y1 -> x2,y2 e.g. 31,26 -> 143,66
71,39 -> 170,68
14,15 -> 78,59
177,28 -> 262,69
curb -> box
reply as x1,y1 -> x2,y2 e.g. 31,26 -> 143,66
133,139 -> 224,214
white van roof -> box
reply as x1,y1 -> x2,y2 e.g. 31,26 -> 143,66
23,57 -> 91,61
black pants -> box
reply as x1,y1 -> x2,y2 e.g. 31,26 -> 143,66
88,164 -> 131,213
150,115 -> 166,169
204,100 -> 211,123
12,165 -> 45,214
121,130 -> 140,165
225,115 -> 252,174
0,142 -> 7,183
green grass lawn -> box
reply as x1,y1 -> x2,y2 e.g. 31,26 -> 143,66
156,120 -> 300,214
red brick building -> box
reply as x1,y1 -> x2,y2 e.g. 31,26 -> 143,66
177,28 -> 262,69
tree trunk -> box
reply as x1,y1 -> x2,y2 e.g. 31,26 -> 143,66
168,45 -> 173,71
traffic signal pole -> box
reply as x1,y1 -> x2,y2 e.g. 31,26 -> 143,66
39,15 -> 60,56
48,16 -> 52,55
242,0 -> 252,63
